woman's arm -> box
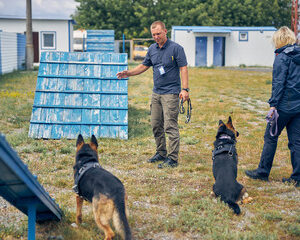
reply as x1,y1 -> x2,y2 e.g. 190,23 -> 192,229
268,54 -> 290,108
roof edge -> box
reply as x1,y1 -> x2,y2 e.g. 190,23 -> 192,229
0,15 -> 73,21
172,26 -> 277,31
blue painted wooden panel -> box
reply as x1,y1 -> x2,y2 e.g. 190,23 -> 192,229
195,37 -> 207,67
86,30 -> 115,53
17,33 -> 26,70
29,51 -> 128,139
0,134 -> 62,223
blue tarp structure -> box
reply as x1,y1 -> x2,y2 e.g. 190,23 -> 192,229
86,30 -> 115,53
28,51 -> 128,139
0,134 -> 62,240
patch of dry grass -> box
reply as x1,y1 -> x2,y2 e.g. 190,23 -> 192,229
0,67 -> 299,240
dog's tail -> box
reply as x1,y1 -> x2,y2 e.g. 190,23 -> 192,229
113,194 -> 132,240
226,200 -> 241,215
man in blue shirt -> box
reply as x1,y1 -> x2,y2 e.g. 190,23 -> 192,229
117,21 -> 189,168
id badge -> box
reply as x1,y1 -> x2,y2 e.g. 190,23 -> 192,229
158,66 -> 165,75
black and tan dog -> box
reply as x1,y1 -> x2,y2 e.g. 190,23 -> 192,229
212,117 -> 248,215
73,134 -> 131,240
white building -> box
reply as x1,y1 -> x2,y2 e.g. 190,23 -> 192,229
171,26 -> 277,67
0,15 -> 75,63
73,29 -> 87,52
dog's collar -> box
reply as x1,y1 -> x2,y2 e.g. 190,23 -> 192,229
73,162 -> 101,198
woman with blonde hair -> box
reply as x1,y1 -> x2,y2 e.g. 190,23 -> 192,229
246,26 -> 300,187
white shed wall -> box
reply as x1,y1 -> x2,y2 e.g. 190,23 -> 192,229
173,30 -> 195,67
0,32 -> 17,74
225,31 -> 274,66
172,29 -> 275,67
0,19 -> 72,53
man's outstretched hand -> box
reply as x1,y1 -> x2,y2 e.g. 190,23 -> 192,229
116,70 -> 129,79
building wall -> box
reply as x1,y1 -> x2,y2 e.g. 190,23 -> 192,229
0,19 -> 72,55
226,30 -> 274,66
173,30 -> 195,67
0,32 -> 17,74
172,28 -> 275,67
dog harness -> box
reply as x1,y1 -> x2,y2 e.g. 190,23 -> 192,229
73,162 -> 101,197
212,134 -> 236,160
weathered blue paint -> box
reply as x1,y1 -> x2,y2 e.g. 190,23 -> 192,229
29,51 -> 128,139
0,134 -> 62,239
86,30 -> 115,53
17,33 -> 26,70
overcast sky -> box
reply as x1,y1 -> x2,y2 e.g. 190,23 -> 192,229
0,0 -> 79,18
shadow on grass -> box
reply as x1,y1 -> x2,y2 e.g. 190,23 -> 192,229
128,105 -> 152,139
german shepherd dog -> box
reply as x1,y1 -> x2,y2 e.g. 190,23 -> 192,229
212,117 -> 247,215
73,134 -> 131,240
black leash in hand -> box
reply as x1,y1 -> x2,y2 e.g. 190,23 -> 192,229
179,98 -> 192,123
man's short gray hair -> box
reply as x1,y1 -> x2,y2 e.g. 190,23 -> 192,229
151,21 -> 166,30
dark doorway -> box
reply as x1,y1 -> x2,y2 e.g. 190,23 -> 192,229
32,32 -> 39,63
213,37 -> 225,66
24,31 -> 39,63
195,37 -> 207,67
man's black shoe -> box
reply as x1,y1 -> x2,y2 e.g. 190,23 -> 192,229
282,177 -> 300,187
147,153 -> 166,163
245,169 -> 269,181
158,158 -> 178,169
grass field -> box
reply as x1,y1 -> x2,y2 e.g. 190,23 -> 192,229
0,66 -> 299,240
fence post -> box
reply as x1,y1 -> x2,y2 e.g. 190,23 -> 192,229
27,202 -> 37,240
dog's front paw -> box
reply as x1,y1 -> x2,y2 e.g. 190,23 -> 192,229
76,215 -> 82,225
242,192 -> 249,199
210,191 -> 217,198
242,196 -> 253,204
71,223 -> 78,228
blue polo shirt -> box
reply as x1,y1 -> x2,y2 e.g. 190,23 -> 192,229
142,39 -> 187,94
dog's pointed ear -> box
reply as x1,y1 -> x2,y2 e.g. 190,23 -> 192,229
219,120 -> 224,126
227,116 -> 234,128
91,135 -> 98,148
227,116 -> 232,124
76,134 -> 84,147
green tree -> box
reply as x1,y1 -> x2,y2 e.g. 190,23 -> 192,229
73,0 -> 291,39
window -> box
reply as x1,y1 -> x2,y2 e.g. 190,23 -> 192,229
239,31 -> 248,41
41,31 -> 56,49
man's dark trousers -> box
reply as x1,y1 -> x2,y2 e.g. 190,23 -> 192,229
257,110 -> 300,181
151,92 -> 180,162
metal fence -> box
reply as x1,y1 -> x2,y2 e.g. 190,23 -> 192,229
0,31 -> 26,74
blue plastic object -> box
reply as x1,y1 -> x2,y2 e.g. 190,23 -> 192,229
17,33 -> 26,70
28,51 -> 128,139
86,30 -> 115,53
0,134 -> 62,240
